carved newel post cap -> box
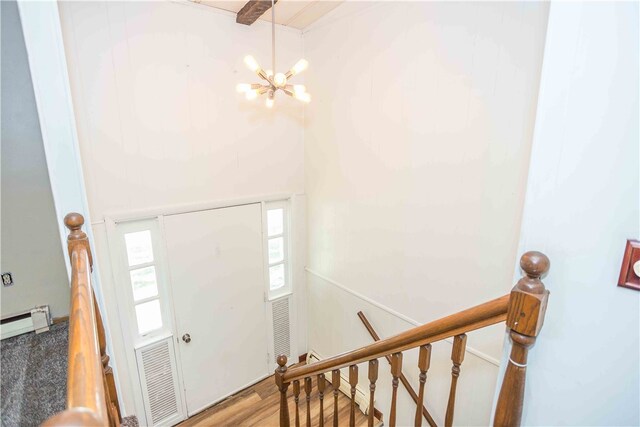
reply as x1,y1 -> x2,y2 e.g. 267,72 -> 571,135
277,355 -> 288,368
64,212 -> 85,231
520,251 -> 550,279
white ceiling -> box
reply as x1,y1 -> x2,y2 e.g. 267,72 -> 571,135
190,0 -> 344,30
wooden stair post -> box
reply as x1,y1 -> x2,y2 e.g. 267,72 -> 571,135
305,377 -> 312,427
276,355 -> 290,427
444,334 -> 467,427
494,251 -> 550,427
414,344 -> 432,427
318,373 -> 326,427
348,365 -> 358,427
367,359 -> 378,427
389,352 -> 403,427
332,370 -> 341,427
293,380 -> 301,427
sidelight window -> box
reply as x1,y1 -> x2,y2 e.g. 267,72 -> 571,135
121,221 -> 167,338
265,201 -> 290,298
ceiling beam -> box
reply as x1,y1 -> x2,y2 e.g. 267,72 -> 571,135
236,0 -> 278,26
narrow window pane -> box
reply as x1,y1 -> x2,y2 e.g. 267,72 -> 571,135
124,230 -> 154,266
268,237 -> 284,264
269,263 -> 285,290
130,266 -> 159,302
267,208 -> 284,236
135,299 -> 162,335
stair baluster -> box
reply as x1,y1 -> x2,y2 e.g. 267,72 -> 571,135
293,380 -> 301,427
444,334 -> 467,427
318,374 -> 326,427
357,312 -> 437,427
332,369 -> 341,427
414,344 -> 432,427
367,359 -> 378,427
389,352 -> 403,427
349,365 -> 358,427
94,299 -> 120,427
305,377 -> 312,427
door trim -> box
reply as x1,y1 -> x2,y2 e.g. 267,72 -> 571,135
101,192 -> 302,224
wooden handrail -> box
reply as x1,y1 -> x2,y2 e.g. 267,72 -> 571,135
284,294 -> 509,382
277,252 -> 550,427
42,213 -> 120,427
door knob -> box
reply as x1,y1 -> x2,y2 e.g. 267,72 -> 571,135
182,333 -> 191,343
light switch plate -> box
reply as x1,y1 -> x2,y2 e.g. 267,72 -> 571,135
618,239 -> 640,291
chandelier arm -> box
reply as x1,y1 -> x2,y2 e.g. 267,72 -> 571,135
282,87 -> 294,97
256,69 -> 269,81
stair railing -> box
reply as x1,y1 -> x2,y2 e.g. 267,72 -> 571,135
42,213 -> 121,427
275,251 -> 550,427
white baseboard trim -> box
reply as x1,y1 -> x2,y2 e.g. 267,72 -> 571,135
305,268 -> 501,367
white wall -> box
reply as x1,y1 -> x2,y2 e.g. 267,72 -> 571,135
1,0 -> 69,319
58,0 -> 306,415
59,0 -> 304,220
511,2 -> 639,426
303,2 -> 549,425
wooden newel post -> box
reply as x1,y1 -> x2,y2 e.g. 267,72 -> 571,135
494,251 -> 550,427
64,212 -> 93,269
275,355 -> 290,427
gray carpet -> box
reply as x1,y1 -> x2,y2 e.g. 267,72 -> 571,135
1,322 -> 68,427
1,322 -> 139,427
122,415 -> 139,427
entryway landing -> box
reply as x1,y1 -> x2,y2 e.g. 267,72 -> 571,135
178,366 -> 373,426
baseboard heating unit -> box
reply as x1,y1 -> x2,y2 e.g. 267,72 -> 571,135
0,305 -> 51,340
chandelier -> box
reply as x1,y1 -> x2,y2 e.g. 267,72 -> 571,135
236,0 -> 310,107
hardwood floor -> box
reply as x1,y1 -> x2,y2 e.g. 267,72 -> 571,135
178,370 -> 371,426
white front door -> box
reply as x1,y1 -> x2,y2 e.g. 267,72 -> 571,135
163,204 -> 269,415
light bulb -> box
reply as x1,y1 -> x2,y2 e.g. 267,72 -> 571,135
266,70 -> 274,78
274,73 -> 287,87
244,55 -> 260,72
294,91 -> 311,103
290,59 -> 309,75
293,84 -> 306,94
236,83 -> 251,93
245,90 -> 259,100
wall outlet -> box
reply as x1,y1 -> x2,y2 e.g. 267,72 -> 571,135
2,272 -> 13,287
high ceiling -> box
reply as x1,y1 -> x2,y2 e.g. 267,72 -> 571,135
190,0 -> 344,30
